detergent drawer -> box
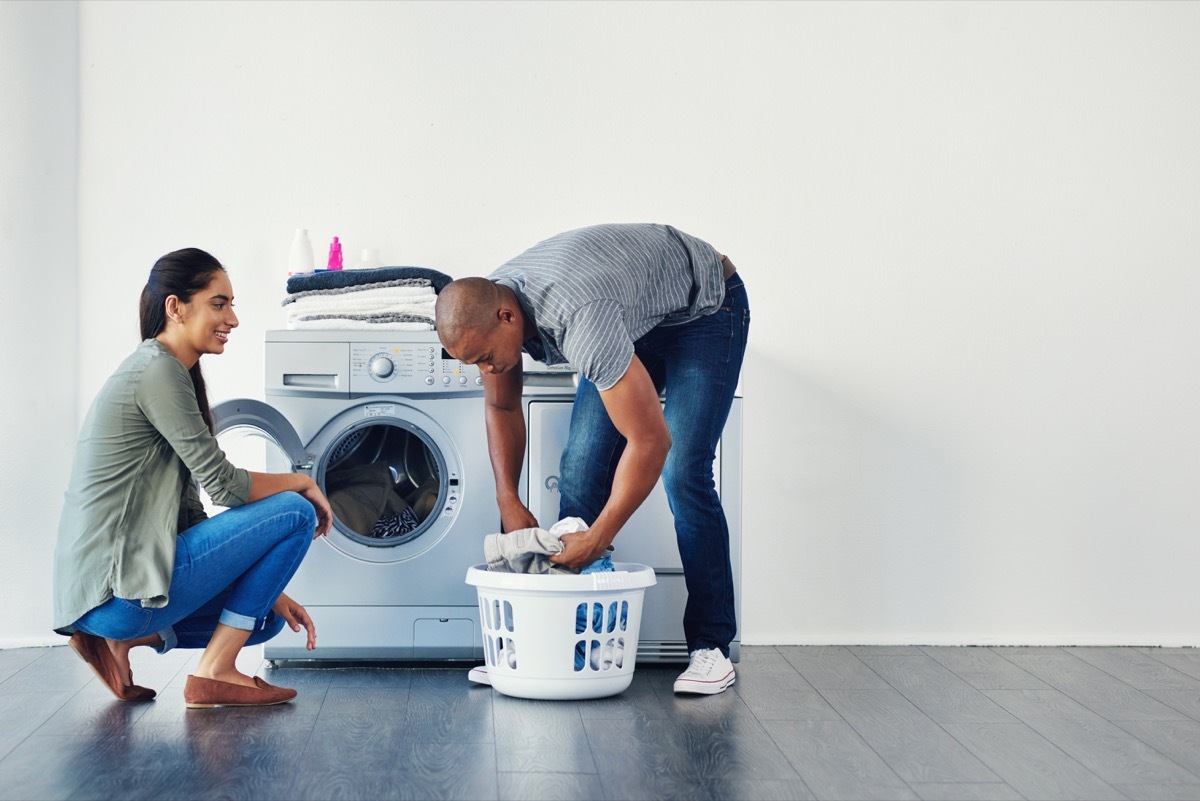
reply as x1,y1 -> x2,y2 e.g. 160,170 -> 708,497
266,342 -> 350,398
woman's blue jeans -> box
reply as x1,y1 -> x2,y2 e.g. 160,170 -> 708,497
73,492 -> 316,652
559,273 -> 749,657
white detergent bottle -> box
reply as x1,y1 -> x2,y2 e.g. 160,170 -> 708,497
289,228 -> 315,275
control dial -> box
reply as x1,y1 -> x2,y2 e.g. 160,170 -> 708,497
369,354 -> 395,379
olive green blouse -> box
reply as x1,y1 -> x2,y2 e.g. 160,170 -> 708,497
52,339 -> 251,633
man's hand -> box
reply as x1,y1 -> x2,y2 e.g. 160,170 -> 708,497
499,497 -> 538,534
550,528 -> 612,572
272,592 -> 317,650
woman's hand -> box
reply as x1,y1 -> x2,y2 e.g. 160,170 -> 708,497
272,592 -> 317,650
300,478 -> 333,537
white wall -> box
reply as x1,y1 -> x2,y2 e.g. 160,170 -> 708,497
0,2 -> 79,647
5,0 -> 1198,646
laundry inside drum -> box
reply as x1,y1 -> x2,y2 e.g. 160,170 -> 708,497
323,423 -> 442,546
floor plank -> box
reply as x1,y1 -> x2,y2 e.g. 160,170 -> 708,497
0,690 -> 75,761
983,689 -> 1200,784
995,647 -> 1190,721
1112,718 -> 1200,776
820,689 -> 1000,783
498,772 -> 606,801
941,722 -> 1126,800
776,647 -> 891,690
585,715 -> 802,782
1143,690 -> 1200,722
909,782 -> 1024,801
920,646 -> 1051,690
856,654 -> 1017,723
1138,649 -> 1200,683
0,648 -> 53,687
1066,648 -> 1200,690
493,696 -> 595,774
762,719 -> 919,800
1112,784 -> 1200,801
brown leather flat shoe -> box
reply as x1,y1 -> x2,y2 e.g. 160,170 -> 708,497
68,632 -> 156,702
184,674 -> 298,709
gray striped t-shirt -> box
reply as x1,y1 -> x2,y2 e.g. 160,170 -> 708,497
489,223 -> 724,390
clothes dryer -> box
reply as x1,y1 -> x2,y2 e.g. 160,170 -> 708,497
208,330 -> 494,661
518,361 -> 743,662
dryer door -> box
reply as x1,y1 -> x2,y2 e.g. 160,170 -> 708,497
206,399 -> 310,516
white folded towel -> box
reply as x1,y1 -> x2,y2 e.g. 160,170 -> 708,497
285,295 -> 435,322
288,318 -> 434,331
284,283 -> 436,306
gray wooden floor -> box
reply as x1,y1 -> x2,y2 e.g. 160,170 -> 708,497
2,645 -> 1200,801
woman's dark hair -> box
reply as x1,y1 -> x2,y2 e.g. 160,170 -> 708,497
139,248 -> 226,433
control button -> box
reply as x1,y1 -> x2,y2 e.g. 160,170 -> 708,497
475,377 -> 483,386
442,376 -> 451,385
424,376 -> 435,386
458,376 -> 467,385
369,355 -> 394,379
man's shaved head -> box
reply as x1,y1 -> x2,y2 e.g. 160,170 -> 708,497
435,278 -> 505,349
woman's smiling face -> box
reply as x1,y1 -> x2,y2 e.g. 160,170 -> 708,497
175,270 -> 238,361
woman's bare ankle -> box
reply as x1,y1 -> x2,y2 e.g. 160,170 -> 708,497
192,665 -> 256,687
108,634 -> 161,656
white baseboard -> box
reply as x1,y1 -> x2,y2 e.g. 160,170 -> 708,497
741,634 -> 1200,648
0,634 -> 64,650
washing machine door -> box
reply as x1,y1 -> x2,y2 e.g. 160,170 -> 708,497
210,398 -> 310,474
307,399 -> 464,564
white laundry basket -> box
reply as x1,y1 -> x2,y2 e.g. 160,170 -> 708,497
465,563 -> 657,700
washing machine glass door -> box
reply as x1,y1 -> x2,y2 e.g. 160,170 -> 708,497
308,401 -> 462,564
206,399 -> 309,514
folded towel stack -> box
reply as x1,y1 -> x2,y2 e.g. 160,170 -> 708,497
282,266 -> 455,331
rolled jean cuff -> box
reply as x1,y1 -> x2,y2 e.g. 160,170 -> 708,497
219,608 -> 259,631
154,627 -> 178,654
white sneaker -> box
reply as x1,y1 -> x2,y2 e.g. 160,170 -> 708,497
468,665 -> 491,686
673,648 -> 736,695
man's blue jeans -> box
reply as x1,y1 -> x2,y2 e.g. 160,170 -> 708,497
559,273 -> 749,657
73,492 -> 316,652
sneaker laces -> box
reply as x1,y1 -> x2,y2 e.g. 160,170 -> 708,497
686,649 -> 719,675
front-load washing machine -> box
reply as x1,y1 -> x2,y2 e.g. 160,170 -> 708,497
209,330 -> 494,661
518,360 -> 743,662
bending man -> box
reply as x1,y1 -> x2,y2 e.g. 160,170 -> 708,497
436,223 -> 749,695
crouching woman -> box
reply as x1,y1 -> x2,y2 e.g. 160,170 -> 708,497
52,247 -> 333,709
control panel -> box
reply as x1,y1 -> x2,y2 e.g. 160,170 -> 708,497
350,342 -> 483,395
